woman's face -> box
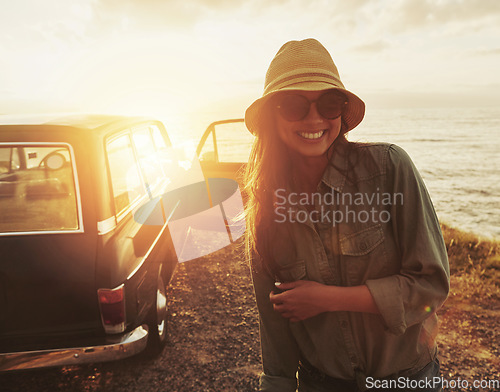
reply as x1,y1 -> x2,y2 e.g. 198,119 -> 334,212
274,90 -> 343,158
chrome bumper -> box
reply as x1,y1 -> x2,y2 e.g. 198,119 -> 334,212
0,325 -> 148,372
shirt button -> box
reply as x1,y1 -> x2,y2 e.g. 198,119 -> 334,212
359,242 -> 367,251
350,356 -> 357,364
341,321 -> 348,328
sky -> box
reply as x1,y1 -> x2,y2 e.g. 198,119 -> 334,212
1,0 -> 500,139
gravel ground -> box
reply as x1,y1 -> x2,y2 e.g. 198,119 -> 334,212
0,241 -> 498,392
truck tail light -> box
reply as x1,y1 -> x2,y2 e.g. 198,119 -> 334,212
98,284 -> 126,334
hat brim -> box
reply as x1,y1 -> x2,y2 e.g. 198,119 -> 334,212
245,81 -> 365,135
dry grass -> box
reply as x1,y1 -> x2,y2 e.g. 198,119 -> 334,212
441,223 -> 500,302
437,224 -> 499,389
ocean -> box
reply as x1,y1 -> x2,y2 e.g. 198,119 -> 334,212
172,106 -> 500,240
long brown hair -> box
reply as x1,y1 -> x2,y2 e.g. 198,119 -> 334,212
243,107 -> 349,278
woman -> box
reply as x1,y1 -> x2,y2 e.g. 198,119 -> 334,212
243,39 -> 450,392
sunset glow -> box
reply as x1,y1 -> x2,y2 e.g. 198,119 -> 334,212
1,0 -> 499,144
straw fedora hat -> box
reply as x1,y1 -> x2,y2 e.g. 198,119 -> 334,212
245,38 -> 365,135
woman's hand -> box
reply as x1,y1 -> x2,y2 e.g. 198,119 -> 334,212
269,281 -> 380,322
269,280 -> 334,322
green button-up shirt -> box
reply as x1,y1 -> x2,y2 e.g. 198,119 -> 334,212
250,142 -> 450,391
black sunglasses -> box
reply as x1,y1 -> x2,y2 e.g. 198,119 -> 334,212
276,91 -> 347,122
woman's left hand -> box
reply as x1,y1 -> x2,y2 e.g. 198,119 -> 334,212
269,280 -> 333,322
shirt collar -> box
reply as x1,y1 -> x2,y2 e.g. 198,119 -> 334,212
320,142 -> 350,193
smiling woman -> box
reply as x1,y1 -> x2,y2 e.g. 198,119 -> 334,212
243,38 -> 449,392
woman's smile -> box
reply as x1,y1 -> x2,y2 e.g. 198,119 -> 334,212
297,129 -> 327,141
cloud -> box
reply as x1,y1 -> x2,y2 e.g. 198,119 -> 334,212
0,1 -> 96,49
474,47 -> 500,55
389,0 -> 500,32
310,0 -> 500,49
92,0 -> 256,31
93,0 -> 200,29
351,40 -> 391,53
0,0 -> 232,49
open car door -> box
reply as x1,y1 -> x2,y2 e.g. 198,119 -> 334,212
158,119 -> 253,262
196,119 -> 254,182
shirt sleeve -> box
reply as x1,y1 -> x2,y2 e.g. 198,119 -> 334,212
250,253 -> 300,392
365,144 -> 450,336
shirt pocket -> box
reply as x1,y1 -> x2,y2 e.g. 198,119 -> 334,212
340,224 -> 388,285
277,259 -> 307,283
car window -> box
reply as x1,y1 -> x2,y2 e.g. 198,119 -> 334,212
150,124 -> 179,177
106,134 -> 146,216
199,130 -> 216,162
132,127 -> 165,196
0,144 -> 80,234
151,125 -> 169,151
215,121 -> 254,163
200,121 -> 254,163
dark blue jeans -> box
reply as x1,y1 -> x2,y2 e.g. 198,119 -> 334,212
298,358 -> 442,392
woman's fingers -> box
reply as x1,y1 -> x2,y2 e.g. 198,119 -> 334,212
269,290 -> 286,303
272,302 -> 292,316
272,302 -> 286,311
269,280 -> 303,302
273,300 -> 304,321
269,280 -> 331,321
